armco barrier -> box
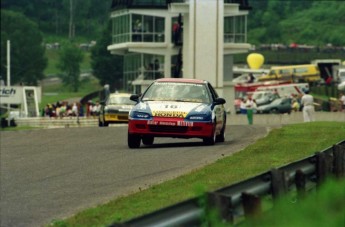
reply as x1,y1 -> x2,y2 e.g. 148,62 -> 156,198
109,140 -> 345,227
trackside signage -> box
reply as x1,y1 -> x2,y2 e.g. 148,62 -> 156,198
0,86 -> 42,117
0,86 -> 23,104
0,86 -> 42,104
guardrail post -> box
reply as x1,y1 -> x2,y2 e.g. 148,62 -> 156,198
333,144 -> 345,178
207,192 -> 232,223
242,192 -> 262,219
295,169 -> 306,199
270,168 -> 288,199
315,152 -> 333,186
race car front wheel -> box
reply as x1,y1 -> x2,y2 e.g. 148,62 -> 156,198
203,122 -> 216,145
142,136 -> 154,145
216,115 -> 226,142
128,133 -> 141,148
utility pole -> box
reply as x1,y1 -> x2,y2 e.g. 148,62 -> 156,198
69,0 -> 74,39
7,40 -> 11,126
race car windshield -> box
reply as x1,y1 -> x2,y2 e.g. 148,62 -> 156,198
142,82 -> 210,103
107,96 -> 134,105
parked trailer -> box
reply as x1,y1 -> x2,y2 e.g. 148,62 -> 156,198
255,83 -> 309,98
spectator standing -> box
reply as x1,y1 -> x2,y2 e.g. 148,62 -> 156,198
340,92 -> 345,111
92,102 -> 101,117
71,103 -> 78,116
301,90 -> 315,122
240,98 -> 247,114
88,101 -> 93,117
247,73 -> 255,83
172,21 -> 180,45
291,99 -> 300,112
245,96 -> 256,125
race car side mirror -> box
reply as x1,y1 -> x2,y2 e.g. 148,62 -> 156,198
214,97 -> 226,105
130,94 -> 140,102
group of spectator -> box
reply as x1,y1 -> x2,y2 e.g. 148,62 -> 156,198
86,101 -> 101,117
42,101 -> 83,118
42,100 -> 101,118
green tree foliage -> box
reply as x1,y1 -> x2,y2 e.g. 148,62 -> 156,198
247,0 -> 344,46
2,0 -> 344,46
0,10 -> 47,85
1,0 -> 112,39
57,42 -> 84,92
91,22 -> 123,91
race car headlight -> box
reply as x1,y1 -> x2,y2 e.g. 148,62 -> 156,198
186,114 -> 211,121
130,111 -> 151,119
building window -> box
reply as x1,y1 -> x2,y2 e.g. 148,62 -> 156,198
112,13 -> 165,44
224,15 -> 246,43
123,53 -> 164,91
112,14 -> 130,44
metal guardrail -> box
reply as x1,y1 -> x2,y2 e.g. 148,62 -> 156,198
109,140 -> 345,227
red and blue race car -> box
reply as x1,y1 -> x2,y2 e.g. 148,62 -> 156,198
127,78 -> 227,148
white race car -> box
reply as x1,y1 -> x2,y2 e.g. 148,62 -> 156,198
127,78 -> 227,148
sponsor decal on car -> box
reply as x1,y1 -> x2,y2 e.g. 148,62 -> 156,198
147,120 -> 194,127
152,111 -> 187,118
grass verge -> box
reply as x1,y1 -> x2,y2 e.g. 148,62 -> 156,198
48,122 -> 345,227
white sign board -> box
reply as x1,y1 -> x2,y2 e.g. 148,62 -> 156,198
0,86 -> 41,117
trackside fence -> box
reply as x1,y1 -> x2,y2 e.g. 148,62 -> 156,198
109,140 -> 345,227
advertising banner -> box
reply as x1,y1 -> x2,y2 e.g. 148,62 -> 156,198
0,86 -> 41,117
0,86 -> 23,104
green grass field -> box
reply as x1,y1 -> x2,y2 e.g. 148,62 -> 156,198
49,122 -> 345,227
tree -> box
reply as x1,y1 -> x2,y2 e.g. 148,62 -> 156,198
0,10 -> 47,85
1,0 -> 112,38
57,42 -> 84,92
91,21 -> 123,92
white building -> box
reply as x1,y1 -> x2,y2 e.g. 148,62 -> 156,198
107,0 -> 252,113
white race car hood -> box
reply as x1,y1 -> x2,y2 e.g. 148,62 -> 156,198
138,101 -> 210,118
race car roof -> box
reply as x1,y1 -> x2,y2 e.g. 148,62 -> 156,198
155,78 -> 206,84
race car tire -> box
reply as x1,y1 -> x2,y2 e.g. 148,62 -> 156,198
216,125 -> 225,142
203,122 -> 216,145
128,133 -> 141,148
142,136 -> 154,145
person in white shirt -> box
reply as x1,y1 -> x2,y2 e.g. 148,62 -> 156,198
71,103 -> 78,116
245,96 -> 257,125
301,90 -> 315,122
92,102 -> 101,116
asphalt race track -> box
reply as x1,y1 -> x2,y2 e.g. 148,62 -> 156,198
0,124 -> 273,227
